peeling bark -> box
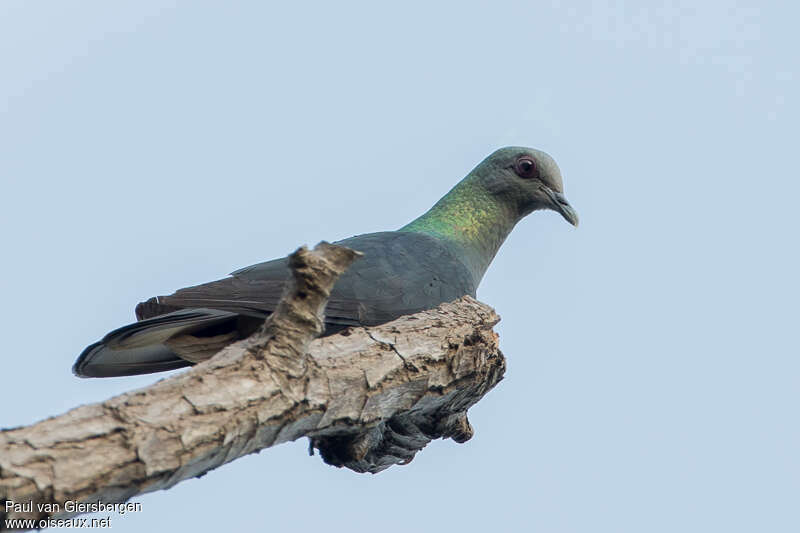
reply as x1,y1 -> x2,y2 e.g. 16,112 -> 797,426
0,242 -> 505,529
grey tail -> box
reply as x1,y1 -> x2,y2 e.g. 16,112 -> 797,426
73,308 -> 241,378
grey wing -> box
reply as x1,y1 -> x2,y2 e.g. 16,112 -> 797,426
138,255 -> 365,327
77,232 -> 476,378
138,232 -> 475,328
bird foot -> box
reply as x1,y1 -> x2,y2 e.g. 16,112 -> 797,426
309,410 -> 473,473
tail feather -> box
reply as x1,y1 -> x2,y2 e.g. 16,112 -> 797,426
73,342 -> 191,378
105,309 -> 239,349
73,308 -> 241,378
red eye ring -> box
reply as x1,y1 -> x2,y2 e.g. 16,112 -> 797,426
514,156 -> 538,178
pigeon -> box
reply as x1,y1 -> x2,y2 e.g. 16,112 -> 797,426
74,147 -> 578,377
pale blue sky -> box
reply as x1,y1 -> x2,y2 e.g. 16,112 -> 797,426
1,1 -> 797,532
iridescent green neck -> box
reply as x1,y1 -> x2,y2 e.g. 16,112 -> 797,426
399,177 -> 519,284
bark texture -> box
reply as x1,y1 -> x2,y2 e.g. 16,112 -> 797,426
0,243 -> 505,529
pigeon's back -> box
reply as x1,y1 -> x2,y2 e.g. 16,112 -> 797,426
173,231 -> 478,328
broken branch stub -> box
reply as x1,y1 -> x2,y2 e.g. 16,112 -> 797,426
0,242 -> 505,528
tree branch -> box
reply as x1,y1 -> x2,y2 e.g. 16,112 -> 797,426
0,243 -> 505,528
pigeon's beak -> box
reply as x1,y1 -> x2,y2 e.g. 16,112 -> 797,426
543,187 -> 579,227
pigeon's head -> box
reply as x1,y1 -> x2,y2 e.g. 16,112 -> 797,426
477,146 -> 579,226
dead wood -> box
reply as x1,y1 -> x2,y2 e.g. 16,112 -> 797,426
0,242 -> 505,528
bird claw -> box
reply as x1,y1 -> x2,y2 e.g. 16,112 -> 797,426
310,410 -> 473,473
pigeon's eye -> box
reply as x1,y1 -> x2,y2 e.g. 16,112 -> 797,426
514,156 -> 538,179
